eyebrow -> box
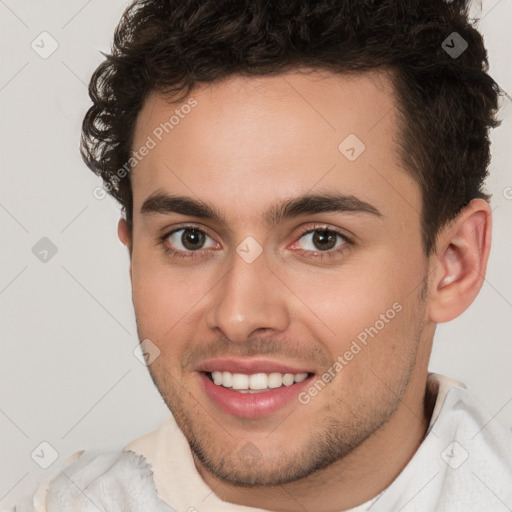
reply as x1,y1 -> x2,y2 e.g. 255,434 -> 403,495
140,190 -> 382,226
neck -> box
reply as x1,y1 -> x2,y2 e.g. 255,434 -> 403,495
195,369 -> 437,512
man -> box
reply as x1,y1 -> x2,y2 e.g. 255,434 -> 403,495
15,0 -> 512,510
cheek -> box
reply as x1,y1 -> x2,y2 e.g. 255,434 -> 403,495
283,264 -> 399,337
131,250 -> 191,337
291,248 -> 424,363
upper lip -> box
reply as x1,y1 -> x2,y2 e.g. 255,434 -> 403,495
197,358 -> 314,375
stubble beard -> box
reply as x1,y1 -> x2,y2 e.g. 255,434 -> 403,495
146,348 -> 419,488
141,278 -> 428,487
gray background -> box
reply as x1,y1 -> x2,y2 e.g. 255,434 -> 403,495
1,0 -> 511,508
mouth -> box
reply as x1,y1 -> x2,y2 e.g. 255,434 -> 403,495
204,370 -> 311,392
197,363 -> 316,419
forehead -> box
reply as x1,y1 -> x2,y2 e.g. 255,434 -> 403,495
130,69 -> 420,227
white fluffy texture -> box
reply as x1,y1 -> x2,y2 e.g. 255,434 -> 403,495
7,374 -> 512,512
14,450 -> 176,512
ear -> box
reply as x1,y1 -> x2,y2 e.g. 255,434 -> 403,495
118,217 -> 132,248
427,198 -> 492,323
118,218 -> 133,280
117,217 -> 132,254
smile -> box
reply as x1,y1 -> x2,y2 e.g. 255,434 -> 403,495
199,370 -> 315,418
207,370 -> 309,392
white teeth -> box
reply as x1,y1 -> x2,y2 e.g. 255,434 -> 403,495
232,373 -> 249,390
249,373 -> 268,390
282,373 -> 295,386
222,371 -> 233,387
268,372 -> 283,388
208,371 -> 310,391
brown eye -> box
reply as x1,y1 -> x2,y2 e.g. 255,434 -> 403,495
181,229 -> 205,250
298,229 -> 347,252
311,230 -> 338,251
165,228 -> 216,252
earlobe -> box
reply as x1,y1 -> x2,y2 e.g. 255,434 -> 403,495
427,199 -> 492,323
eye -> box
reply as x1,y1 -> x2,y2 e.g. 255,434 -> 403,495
160,224 -> 351,261
290,227 -> 350,259
163,226 -> 218,257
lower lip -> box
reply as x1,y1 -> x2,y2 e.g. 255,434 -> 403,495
198,372 -> 313,419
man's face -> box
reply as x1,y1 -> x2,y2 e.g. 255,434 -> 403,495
127,70 -> 432,485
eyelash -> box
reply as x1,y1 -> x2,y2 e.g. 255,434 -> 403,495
159,224 -> 352,261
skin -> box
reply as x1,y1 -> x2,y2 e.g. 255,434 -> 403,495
118,68 -> 491,512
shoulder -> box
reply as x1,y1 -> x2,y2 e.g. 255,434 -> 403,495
366,376 -> 512,511
429,375 -> 512,505
431,374 -> 512,462
11,449 -> 176,512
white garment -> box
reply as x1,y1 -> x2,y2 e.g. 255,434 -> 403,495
10,373 -> 512,512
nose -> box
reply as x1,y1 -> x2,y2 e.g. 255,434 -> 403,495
206,248 -> 290,344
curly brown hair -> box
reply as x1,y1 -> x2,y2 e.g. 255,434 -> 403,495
81,0 -> 500,254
